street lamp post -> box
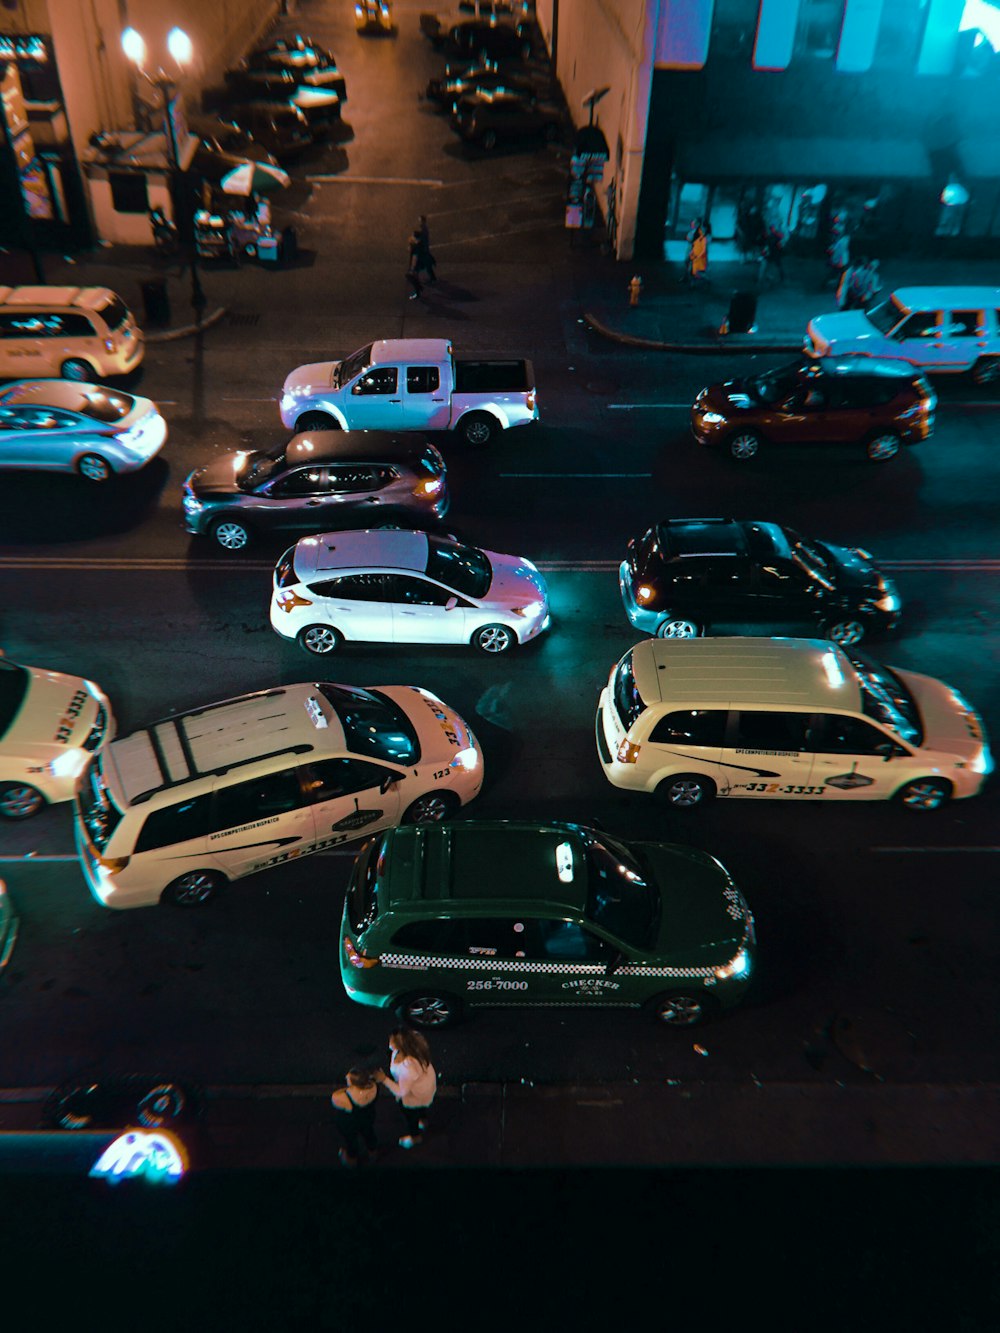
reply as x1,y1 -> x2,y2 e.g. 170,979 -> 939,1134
122,26 -> 205,325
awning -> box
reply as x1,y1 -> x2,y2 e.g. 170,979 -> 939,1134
675,135 -> 932,183
955,138 -> 1000,181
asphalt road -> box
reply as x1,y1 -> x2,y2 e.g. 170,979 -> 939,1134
1,0 -> 999,1134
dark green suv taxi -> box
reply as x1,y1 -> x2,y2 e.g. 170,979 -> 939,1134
339,821 -> 756,1028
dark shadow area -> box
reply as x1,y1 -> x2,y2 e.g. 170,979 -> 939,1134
0,457 -> 170,545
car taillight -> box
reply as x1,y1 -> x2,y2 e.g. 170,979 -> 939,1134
275,589 -> 313,612
343,935 -> 379,969
526,390 -> 535,410
617,739 -> 641,764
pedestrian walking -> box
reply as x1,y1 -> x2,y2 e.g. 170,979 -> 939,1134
406,230 -> 424,300
836,261 -> 862,309
415,214 -> 436,282
685,221 -> 708,283
825,220 -> 850,290
859,257 -> 881,306
375,1028 -> 437,1149
330,1067 -> 380,1167
758,224 -> 785,287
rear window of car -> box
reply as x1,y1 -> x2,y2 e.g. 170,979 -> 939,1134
612,651 -> 645,732
347,838 -> 385,934
76,388 -> 132,423
0,660 -> 29,738
318,684 -> 420,765
95,295 -> 130,333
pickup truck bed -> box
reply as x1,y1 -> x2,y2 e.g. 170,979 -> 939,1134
454,359 -> 533,392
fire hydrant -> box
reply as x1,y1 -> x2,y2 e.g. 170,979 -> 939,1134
628,274 -> 643,307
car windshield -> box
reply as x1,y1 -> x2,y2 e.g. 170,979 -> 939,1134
584,833 -> 658,950
748,361 -> 801,404
0,660 -> 29,739
76,757 -> 125,854
96,294 -> 130,332
336,344 -> 374,388
847,653 -> 923,746
346,837 -> 384,935
238,448 -> 285,490
318,684 -> 420,764
612,650 -> 645,731
425,539 -> 492,598
76,388 -> 133,423
865,298 -> 904,335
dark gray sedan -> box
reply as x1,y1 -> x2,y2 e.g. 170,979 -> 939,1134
182,431 -> 450,551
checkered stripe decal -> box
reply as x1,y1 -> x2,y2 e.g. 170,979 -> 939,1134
379,953 -> 717,979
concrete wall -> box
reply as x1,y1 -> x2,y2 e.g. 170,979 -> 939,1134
552,0 -> 658,259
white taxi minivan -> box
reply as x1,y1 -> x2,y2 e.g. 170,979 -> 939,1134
0,286 -> 144,381
596,637 -> 991,812
74,681 -> 483,909
806,287 -> 1000,384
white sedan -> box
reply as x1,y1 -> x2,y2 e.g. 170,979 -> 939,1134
0,654 -> 114,818
270,529 -> 550,654
0,380 -> 167,482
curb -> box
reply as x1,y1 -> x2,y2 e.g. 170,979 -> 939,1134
583,308 -> 803,354
144,305 -> 228,344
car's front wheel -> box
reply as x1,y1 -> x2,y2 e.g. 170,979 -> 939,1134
402,791 -> 460,824
472,623 -> 515,654
210,518 -> 252,551
295,411 -> 338,432
61,358 -> 94,382
298,624 -> 342,655
972,357 -> 1000,386
76,453 -> 113,483
396,991 -> 463,1029
647,991 -> 717,1027
161,870 -> 226,907
866,431 -> 900,462
136,1083 -> 189,1128
823,615 -> 867,647
656,617 -> 700,639
895,777 -> 952,811
728,429 -> 761,461
0,782 -> 45,820
656,773 -> 716,809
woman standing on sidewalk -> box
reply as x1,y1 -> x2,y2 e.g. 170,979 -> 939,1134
331,1067 -> 380,1167
376,1028 -> 437,1149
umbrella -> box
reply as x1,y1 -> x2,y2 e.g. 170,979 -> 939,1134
219,160 -> 291,197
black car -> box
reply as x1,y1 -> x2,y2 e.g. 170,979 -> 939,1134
422,1 -> 528,44
188,114 -> 282,168
219,102 -> 315,161
619,517 -> 902,648
225,65 -> 346,112
245,46 -> 348,102
182,432 -> 450,552
444,17 -> 533,60
451,87 -> 561,149
426,63 -> 543,109
250,34 -> 339,71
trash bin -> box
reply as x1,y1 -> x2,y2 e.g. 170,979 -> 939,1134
723,290 -> 757,335
140,279 -> 170,327
280,225 -> 298,265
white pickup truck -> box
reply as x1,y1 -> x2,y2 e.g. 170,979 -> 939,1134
279,337 -> 538,445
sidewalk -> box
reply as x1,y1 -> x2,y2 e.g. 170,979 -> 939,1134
582,251 -> 1000,353
1,1079 -> 998,1170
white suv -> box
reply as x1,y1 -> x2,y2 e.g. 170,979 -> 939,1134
806,287 -> 1000,384
270,529 -> 550,656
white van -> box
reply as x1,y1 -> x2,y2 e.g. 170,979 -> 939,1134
806,287 -> 1000,384
0,286 -> 144,381
74,681 -> 483,909
596,637 -> 991,811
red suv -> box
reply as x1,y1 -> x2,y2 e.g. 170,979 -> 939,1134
691,357 -> 935,462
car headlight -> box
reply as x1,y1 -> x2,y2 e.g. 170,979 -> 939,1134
451,747 -> 479,771
635,583 -> 656,604
714,948 -> 751,981
182,494 -> 203,514
511,601 -> 543,618
873,591 -> 900,613
700,411 -> 725,424
49,748 -> 88,780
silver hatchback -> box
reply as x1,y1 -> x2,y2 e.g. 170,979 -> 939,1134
0,380 -> 167,482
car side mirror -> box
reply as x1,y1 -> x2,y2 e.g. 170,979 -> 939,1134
380,773 -> 400,793
875,741 -> 896,762
606,951 -> 624,976
445,596 -> 458,610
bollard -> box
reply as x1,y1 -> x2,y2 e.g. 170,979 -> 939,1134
628,274 -> 643,307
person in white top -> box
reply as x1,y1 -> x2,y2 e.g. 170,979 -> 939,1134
375,1028 -> 437,1149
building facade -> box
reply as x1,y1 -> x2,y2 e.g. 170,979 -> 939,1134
0,0 -> 277,250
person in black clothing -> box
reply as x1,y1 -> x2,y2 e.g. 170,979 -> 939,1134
406,231 -> 425,300
415,214 -> 436,282
331,1067 -> 379,1166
